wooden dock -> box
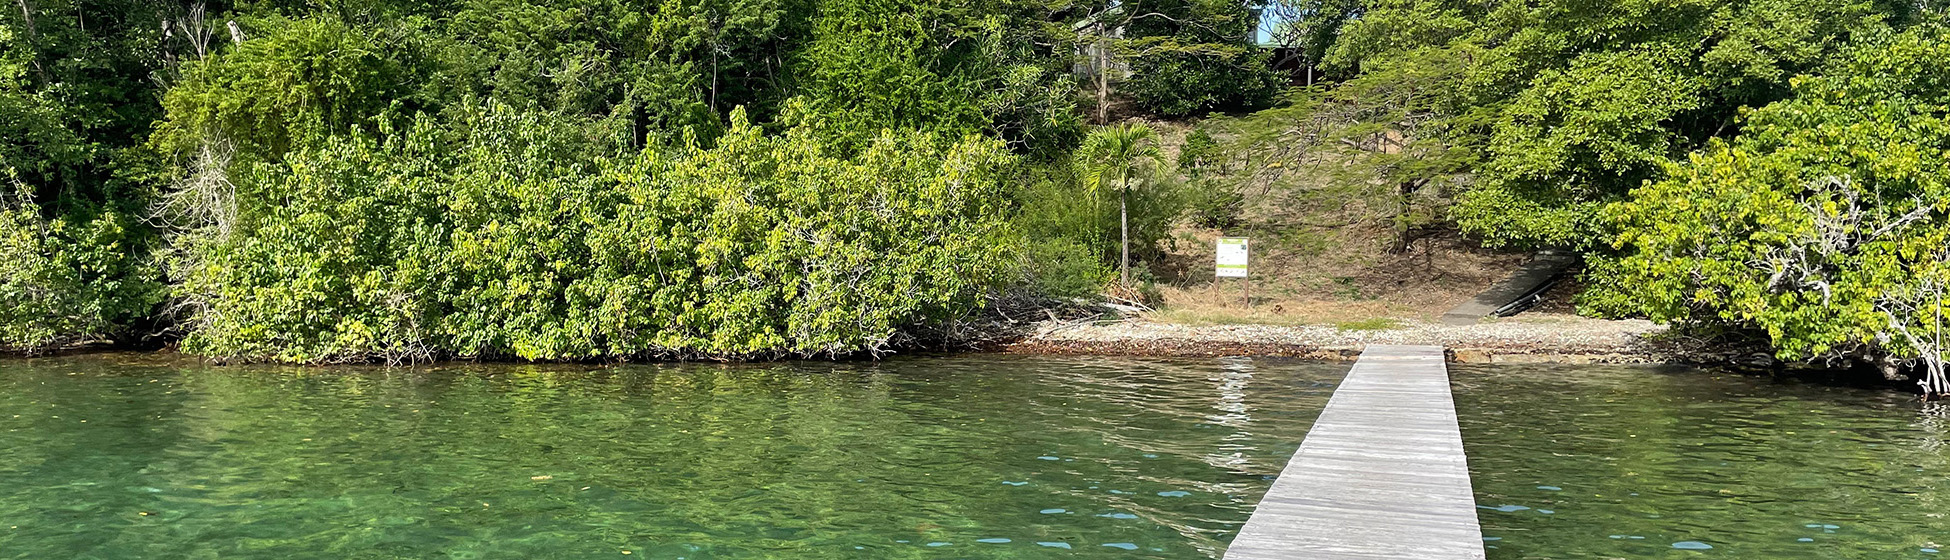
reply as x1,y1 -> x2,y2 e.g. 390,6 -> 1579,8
1223,345 -> 1485,560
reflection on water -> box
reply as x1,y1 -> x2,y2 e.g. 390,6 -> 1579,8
1454,363 -> 1950,558
0,354 -> 1342,559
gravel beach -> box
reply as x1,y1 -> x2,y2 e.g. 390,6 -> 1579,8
1006,313 -> 1673,363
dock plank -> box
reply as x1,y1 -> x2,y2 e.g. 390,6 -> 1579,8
1223,345 -> 1485,560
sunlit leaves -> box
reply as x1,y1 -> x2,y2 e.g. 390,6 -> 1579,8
1595,25 -> 1950,363
1333,0 -> 1896,248
175,105 -> 1017,363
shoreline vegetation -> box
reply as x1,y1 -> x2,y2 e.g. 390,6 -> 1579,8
7,0 -> 1950,393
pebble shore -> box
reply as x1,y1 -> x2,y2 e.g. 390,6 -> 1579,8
1005,313 -> 1676,364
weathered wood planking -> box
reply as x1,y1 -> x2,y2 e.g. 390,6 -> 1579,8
1224,344 -> 1485,560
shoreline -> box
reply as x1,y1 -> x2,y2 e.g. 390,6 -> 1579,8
998,313 -> 1694,365
7,313 -> 1742,367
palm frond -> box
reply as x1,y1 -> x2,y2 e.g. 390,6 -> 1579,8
1073,123 -> 1166,193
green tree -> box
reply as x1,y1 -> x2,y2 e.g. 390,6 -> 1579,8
174,104 -> 1020,363
1094,0 -> 1284,118
788,0 -> 1081,156
153,16 -> 412,166
1074,123 -> 1167,286
1325,0 -> 1895,248
1,1 -> 169,351
1592,25 -> 1950,393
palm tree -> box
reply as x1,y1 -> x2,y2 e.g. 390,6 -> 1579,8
1074,123 -> 1166,287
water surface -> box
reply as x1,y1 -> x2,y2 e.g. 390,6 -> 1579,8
1455,363 -> 1950,558
0,354 -> 1343,559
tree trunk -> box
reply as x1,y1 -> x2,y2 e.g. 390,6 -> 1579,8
16,0 -> 47,83
14,0 -> 34,40
1119,180 -> 1130,287
1096,33 -> 1110,124
708,21 -> 720,112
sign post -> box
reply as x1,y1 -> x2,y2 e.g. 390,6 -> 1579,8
1216,237 -> 1249,308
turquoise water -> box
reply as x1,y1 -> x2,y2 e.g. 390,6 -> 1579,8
1455,363 -> 1950,558
0,354 -> 1343,559
16,354 -> 1950,559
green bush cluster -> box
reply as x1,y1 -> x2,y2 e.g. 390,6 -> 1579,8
1125,50 -> 1284,118
1325,0 -> 1896,249
1012,164 -> 1187,299
1118,0 -> 1284,118
0,188 -> 161,350
6,0 -> 1240,358
177,106 -> 1016,362
1592,26 -> 1950,368
1,9 -> 167,351
1014,171 -> 1116,298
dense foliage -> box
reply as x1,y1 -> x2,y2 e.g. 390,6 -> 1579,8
790,0 -> 1085,156
1321,0 -> 1900,248
0,181 -> 161,349
15,0 -> 1950,379
1593,26 -> 1950,390
1012,162 -> 1184,298
174,106 -> 1014,362
0,4 -> 167,351
1187,0 -> 1950,382
0,0 -> 1125,358
1113,0 -> 1284,117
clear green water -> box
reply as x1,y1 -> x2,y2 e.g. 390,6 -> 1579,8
0,354 -> 1343,559
1455,363 -> 1950,558
16,354 -> 1950,559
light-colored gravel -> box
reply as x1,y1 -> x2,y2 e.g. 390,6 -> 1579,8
1009,313 -> 1672,363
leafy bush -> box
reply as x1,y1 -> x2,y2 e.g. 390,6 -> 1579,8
1,20 -> 166,352
1178,128 -> 1219,171
1183,178 -> 1243,229
1012,136 -> 1187,297
787,0 -> 1082,156
1331,0 -> 1892,248
1125,49 -> 1284,118
1123,173 -> 1191,262
0,184 -> 162,351
1592,26 -> 1950,388
1013,171 -> 1113,297
1022,240 -> 1110,298
175,105 -> 1017,362
1116,0 -> 1283,118
153,17 -> 415,165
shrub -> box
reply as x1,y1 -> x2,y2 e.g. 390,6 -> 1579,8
1125,49 -> 1284,118
1592,26 -> 1950,391
1012,169 -> 1113,297
0,184 -> 162,351
1184,178 -> 1243,229
175,105 -> 1018,362
1012,155 -> 1187,298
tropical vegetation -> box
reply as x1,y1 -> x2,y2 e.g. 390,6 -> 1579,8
1193,0 -> 1950,392
8,0 -> 1950,391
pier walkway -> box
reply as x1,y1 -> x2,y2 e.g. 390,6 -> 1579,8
1223,344 -> 1485,560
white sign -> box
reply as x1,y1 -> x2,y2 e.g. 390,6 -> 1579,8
1216,237 -> 1248,278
